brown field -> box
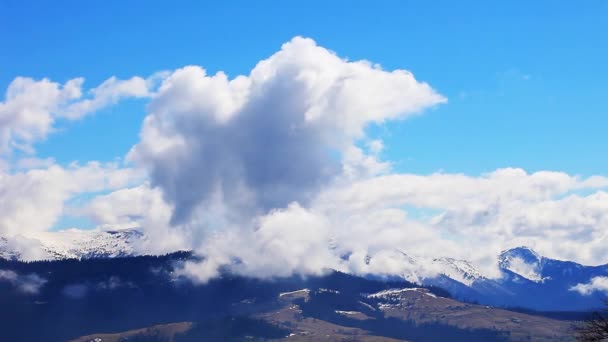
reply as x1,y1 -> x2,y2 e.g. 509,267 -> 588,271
70,288 -> 576,342
69,322 -> 193,342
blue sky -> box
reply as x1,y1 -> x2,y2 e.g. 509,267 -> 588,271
2,1 -> 608,273
1,1 -> 607,176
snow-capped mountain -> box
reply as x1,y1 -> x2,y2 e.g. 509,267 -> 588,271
1,231 -> 606,311
360,247 -> 608,311
432,247 -> 608,311
0,228 -> 143,260
431,257 -> 484,286
498,246 -> 545,282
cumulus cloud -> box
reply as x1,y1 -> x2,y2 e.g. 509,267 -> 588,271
0,75 -> 155,154
164,161 -> 608,282
81,184 -> 187,254
571,277 -> 608,295
0,269 -> 46,294
0,77 -> 82,153
83,184 -> 167,229
178,203 -> 338,282
60,76 -> 150,120
314,169 -> 608,277
59,163 -> 608,282
15,157 -> 56,170
128,36 -> 446,226
0,161 -> 143,238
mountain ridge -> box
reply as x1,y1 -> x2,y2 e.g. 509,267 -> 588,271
0,228 -> 143,261
1,229 -> 606,311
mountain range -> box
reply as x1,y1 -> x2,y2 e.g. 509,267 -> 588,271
0,229 -> 143,260
1,228 -> 605,311
0,252 -> 576,341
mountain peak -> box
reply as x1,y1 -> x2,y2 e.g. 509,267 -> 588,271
499,246 -> 541,260
499,246 -> 544,282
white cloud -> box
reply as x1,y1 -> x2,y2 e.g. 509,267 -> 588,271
15,157 -> 56,170
179,203 -> 338,283
128,36 -> 445,226
1,235 -> 49,261
367,139 -> 384,155
0,77 -> 82,153
0,161 -> 143,238
571,277 -> 608,295
81,184 -> 186,254
171,165 -> 608,282
0,75 -> 155,154
83,184 -> 166,229
60,76 -> 150,120
315,169 -> 608,276
502,257 -> 543,282
122,36 -> 450,281
0,73 -> 148,244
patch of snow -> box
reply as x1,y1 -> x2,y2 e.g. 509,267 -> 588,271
425,291 -> 437,298
368,287 -> 436,299
279,289 -> 310,297
358,301 -> 375,311
318,288 -> 340,294
379,303 -> 397,309
335,310 -> 360,315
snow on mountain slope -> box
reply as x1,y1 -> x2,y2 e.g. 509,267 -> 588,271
367,287 -> 437,300
431,257 -> 484,286
498,246 -> 545,282
361,249 -> 485,286
0,229 -> 143,260
0,237 -> 20,260
365,251 -> 486,286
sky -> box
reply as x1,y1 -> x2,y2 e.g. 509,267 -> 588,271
2,1 -> 607,175
1,1 -> 607,283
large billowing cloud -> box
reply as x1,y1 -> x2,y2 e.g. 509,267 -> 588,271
121,37 -> 608,282
120,38 -> 608,280
128,36 -> 446,225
